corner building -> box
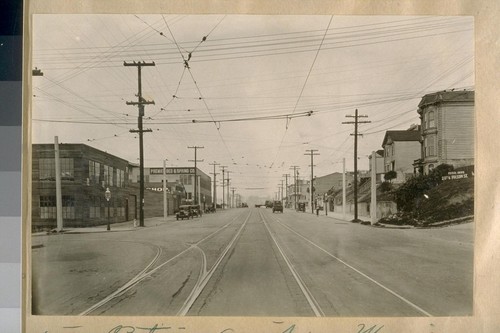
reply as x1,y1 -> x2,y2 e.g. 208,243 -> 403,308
32,144 -> 132,231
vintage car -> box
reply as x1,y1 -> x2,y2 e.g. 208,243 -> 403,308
189,205 -> 202,217
272,200 -> 283,213
176,205 -> 192,220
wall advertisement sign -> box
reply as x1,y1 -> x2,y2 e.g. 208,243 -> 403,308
150,168 -> 195,175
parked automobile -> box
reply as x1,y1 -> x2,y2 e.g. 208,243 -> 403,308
272,200 -> 283,213
176,205 -> 192,220
297,202 -> 306,212
189,205 -> 202,217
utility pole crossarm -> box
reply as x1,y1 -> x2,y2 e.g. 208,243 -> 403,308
124,60 -> 156,228
342,109 -> 371,222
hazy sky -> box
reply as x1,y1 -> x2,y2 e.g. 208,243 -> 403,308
32,14 -> 474,199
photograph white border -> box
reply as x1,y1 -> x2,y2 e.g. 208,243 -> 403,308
22,0 -> 500,332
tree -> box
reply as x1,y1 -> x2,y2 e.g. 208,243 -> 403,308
384,170 -> 397,183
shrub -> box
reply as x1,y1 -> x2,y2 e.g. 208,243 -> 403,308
380,181 -> 393,193
384,170 -> 397,182
394,164 -> 454,213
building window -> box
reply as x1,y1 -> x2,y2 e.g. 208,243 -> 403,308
39,195 -> 75,219
116,169 -> 125,187
104,165 -> 114,186
62,196 -> 75,219
40,196 -> 56,219
39,158 -> 74,181
89,196 -> 101,218
427,110 -> 435,128
180,174 -> 192,185
89,160 -> 101,184
425,135 -> 436,157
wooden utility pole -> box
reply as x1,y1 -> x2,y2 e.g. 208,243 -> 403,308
231,187 -> 236,208
220,166 -> 227,209
290,166 -> 300,210
282,174 -> 290,208
342,109 -> 370,222
226,171 -> 231,208
209,162 -> 219,209
305,149 -> 320,213
188,146 -> 204,205
125,61 -> 155,227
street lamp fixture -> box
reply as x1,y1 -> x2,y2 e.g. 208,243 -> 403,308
105,187 -> 111,231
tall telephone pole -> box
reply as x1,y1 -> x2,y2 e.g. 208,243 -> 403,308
283,174 -> 290,208
280,180 -> 284,205
209,162 -> 219,210
188,146 -> 204,205
220,166 -> 227,209
342,109 -> 370,222
231,187 -> 236,208
305,149 -> 320,213
290,166 -> 300,210
125,61 -> 155,227
226,171 -> 231,208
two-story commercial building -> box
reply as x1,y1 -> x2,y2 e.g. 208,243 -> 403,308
414,90 -> 475,174
32,143 -> 132,231
128,166 -> 212,209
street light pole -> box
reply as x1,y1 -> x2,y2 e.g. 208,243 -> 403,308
105,187 -> 111,231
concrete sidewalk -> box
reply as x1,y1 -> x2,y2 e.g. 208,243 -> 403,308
296,208 -> 473,229
32,215 -> 179,236
290,208 -> 361,223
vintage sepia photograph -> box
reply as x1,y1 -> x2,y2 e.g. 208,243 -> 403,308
29,13 -> 475,321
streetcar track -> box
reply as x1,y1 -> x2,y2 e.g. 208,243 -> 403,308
78,244 -> 163,316
259,209 -> 325,317
176,210 -> 252,316
270,214 -> 433,317
79,210 -> 249,316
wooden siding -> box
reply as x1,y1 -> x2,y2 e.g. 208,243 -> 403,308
439,103 -> 474,162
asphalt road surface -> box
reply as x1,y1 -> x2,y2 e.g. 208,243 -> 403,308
31,208 -> 473,317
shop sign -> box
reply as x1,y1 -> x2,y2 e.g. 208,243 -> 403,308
146,187 -> 171,192
442,170 -> 470,181
150,167 -> 195,175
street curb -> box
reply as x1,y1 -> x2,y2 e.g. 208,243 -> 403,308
415,215 -> 474,229
374,215 -> 474,229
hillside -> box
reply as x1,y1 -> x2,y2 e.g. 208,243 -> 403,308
418,177 -> 474,222
379,176 -> 474,226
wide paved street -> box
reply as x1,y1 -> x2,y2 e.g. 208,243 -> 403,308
31,208 -> 473,317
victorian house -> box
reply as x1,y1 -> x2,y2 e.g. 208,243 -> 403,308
413,90 -> 474,174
